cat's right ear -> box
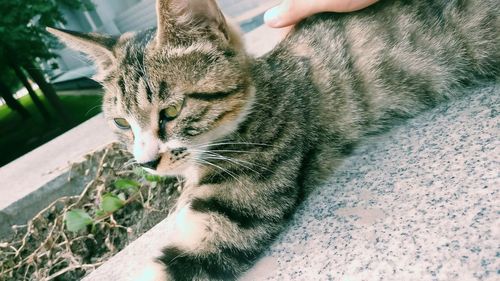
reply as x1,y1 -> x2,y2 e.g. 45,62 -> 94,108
46,27 -> 117,81
155,0 -> 243,50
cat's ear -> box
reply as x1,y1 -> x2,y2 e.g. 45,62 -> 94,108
156,0 -> 242,49
47,27 -> 118,81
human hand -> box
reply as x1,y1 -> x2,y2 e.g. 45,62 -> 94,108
264,0 -> 379,28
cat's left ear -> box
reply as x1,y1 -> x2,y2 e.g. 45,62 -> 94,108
46,27 -> 118,81
156,0 -> 243,49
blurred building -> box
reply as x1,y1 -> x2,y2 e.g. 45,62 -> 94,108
50,0 -> 276,90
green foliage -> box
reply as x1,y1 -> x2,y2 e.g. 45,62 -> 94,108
145,174 -> 165,182
94,209 -> 106,218
0,0 -> 95,124
1,68 -> 21,92
114,179 -> 140,193
65,171 -> 169,233
65,177 -> 142,232
0,0 -> 93,64
65,209 -> 93,232
100,194 -> 125,213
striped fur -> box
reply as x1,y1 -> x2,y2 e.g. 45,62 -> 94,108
49,0 -> 499,280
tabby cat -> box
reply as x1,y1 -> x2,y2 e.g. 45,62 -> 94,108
48,0 -> 499,280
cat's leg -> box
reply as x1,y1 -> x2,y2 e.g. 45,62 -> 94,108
135,181 -> 292,281
299,143 -> 347,195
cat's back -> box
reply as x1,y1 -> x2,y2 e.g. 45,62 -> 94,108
287,0 -> 499,77
262,0 -> 499,137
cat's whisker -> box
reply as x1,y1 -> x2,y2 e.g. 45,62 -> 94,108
123,159 -> 136,166
220,156 -> 273,172
122,163 -> 136,169
121,158 -> 138,169
194,149 -> 262,154
190,139 -> 230,148
190,159 -> 232,183
202,155 -> 261,175
175,174 -> 184,185
192,149 -> 264,175
207,152 -> 272,172
195,158 -> 243,185
85,103 -> 103,117
189,148 -> 260,156
192,141 -> 278,149
189,148 -> 272,175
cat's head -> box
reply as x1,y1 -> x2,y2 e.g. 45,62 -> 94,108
48,0 -> 253,178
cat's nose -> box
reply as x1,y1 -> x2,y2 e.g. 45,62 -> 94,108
140,157 -> 161,169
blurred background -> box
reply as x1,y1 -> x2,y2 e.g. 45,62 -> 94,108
0,0 -> 278,167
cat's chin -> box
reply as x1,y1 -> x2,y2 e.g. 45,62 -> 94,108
143,164 -> 188,177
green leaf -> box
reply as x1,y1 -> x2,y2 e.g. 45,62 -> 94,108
145,174 -> 163,182
95,209 -> 106,218
114,179 -> 140,192
101,194 -> 125,213
65,209 -> 93,232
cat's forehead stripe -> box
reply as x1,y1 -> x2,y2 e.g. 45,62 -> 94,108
144,79 -> 154,103
159,81 -> 169,99
118,72 -> 138,110
136,79 -> 154,108
117,77 -> 126,101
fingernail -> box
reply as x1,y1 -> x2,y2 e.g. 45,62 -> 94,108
264,6 -> 282,27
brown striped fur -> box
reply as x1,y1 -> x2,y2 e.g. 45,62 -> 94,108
48,0 -> 499,280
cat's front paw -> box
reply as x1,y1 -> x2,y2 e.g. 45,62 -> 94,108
133,261 -> 170,281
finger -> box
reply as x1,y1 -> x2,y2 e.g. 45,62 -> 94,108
264,0 -> 379,28
264,0 -> 317,28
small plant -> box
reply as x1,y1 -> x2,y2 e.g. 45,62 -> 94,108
0,143 -> 179,280
63,178 -> 140,233
63,174 -> 165,234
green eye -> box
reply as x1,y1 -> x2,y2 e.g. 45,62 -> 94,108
113,118 -> 130,130
161,100 -> 184,121
165,106 -> 179,119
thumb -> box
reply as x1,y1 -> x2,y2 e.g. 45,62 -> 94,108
264,0 -> 319,28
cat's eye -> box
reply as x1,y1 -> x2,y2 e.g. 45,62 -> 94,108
113,118 -> 130,130
161,100 -> 184,122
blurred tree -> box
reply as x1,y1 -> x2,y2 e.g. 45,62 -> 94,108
0,0 -> 93,125
10,61 -> 51,122
0,78 -> 31,120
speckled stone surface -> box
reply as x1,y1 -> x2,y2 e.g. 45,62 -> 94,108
241,83 -> 499,281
